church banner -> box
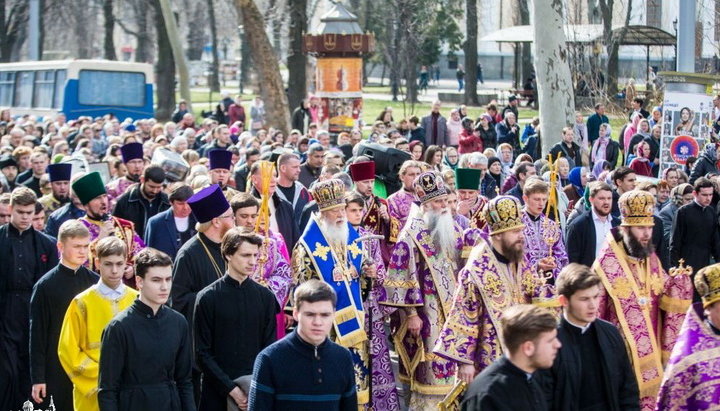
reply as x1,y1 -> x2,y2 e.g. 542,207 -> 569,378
658,91 -> 713,176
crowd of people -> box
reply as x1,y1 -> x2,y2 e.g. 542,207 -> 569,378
0,93 -> 718,411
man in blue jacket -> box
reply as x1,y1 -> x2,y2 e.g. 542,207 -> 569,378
144,184 -> 196,260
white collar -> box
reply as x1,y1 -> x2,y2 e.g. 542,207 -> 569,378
564,312 -> 592,334
591,208 -> 610,223
97,280 -> 125,297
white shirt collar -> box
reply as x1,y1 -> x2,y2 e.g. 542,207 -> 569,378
97,280 -> 125,299
563,312 -> 592,334
591,207 -> 610,223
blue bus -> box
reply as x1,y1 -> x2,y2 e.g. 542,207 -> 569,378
0,59 -> 154,120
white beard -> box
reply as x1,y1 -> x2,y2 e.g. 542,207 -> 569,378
423,209 -> 457,261
318,216 -> 350,249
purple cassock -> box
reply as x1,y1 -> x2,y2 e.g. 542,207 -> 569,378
656,303 -> 720,410
387,188 -> 417,244
521,211 -> 568,277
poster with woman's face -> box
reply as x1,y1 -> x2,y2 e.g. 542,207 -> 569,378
659,92 -> 713,177
672,107 -> 698,137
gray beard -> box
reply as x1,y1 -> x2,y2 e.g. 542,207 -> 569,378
318,216 -> 349,249
423,210 -> 457,261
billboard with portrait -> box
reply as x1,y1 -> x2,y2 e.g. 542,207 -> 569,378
658,92 -> 713,176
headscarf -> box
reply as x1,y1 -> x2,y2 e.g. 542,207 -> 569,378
592,160 -> 610,179
487,156 -> 503,188
443,149 -> 459,170
624,114 -> 642,152
671,183 -> 693,207
637,119 -> 651,138
592,123 -> 611,164
702,143 -> 717,163
635,144 -> 649,162
662,166 -> 677,181
568,166 -> 584,197
582,185 -> 591,211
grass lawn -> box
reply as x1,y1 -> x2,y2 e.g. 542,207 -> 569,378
176,89 -> 627,138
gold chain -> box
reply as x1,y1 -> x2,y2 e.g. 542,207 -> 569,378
198,235 -> 224,279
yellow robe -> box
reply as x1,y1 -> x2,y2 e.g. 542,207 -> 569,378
58,284 -> 138,411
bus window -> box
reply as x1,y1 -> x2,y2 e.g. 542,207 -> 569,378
54,69 -> 66,109
78,70 -> 144,107
14,71 -> 34,108
0,72 -> 13,106
33,70 -> 54,108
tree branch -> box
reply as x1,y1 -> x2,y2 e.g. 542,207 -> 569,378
115,17 -> 140,37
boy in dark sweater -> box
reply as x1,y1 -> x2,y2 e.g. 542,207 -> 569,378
249,279 -> 356,411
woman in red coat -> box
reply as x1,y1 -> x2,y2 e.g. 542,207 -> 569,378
458,117 -> 483,154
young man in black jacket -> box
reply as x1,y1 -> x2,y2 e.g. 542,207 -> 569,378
461,305 -> 561,411
113,165 -> 170,240
541,263 -> 639,411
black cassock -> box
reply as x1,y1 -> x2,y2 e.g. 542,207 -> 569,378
461,356 -> 548,411
98,299 -> 195,411
670,201 -> 720,288
171,233 -> 225,325
30,264 -> 99,411
0,224 -> 58,410
194,275 -> 277,410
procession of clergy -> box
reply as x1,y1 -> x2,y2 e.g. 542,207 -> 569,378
2,147 -> 719,411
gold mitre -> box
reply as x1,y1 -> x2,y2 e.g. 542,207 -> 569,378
695,263 -> 720,308
311,178 -> 346,211
484,195 -> 525,235
619,190 -> 655,227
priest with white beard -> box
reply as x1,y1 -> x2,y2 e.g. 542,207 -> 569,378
291,178 -> 378,409
379,171 -> 464,410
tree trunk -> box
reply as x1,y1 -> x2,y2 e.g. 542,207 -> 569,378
134,0 -> 151,62
207,0 -> 221,92
74,9 -> 91,58
157,0 -> 193,114
518,0 -> 533,83
0,0 -> 10,62
464,0 -> 478,105
186,2 -> 206,60
103,0 -> 117,60
271,1 -> 283,56
533,0 -> 575,153
287,0 -> 307,113
234,0 -> 291,134
398,0 -> 418,104
38,0 -> 44,59
241,32 -> 252,91
152,0 -> 176,120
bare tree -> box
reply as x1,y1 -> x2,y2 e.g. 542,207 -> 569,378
287,0 -> 307,111
464,0 -> 479,105
186,2 -> 206,60
0,0 -> 27,62
517,0 -> 533,86
103,0 -> 116,60
115,0 -> 152,62
599,0 -> 632,96
152,0 -> 175,120
207,0 -> 221,92
234,0 -> 291,133
158,0 -> 192,116
533,0 -> 575,152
